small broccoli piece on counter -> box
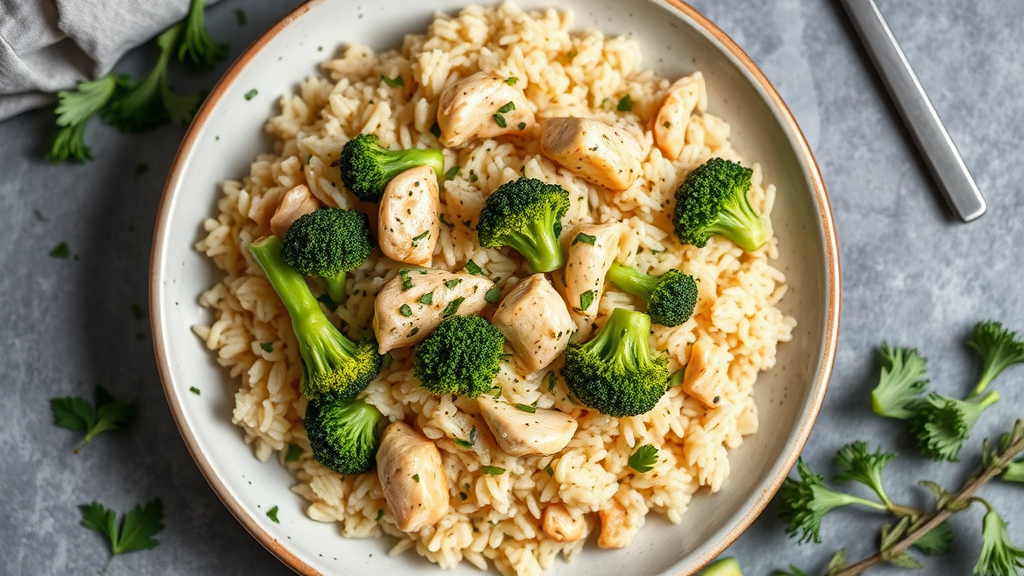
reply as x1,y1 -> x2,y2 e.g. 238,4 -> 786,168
476,178 -> 570,273
870,343 -> 929,420
249,236 -> 382,402
413,315 -> 505,398
338,133 -> 444,202
560,308 -> 669,417
304,396 -> 383,474
673,157 -> 768,252
282,208 -> 374,304
966,320 -> 1024,398
907,390 -> 1001,462
606,261 -> 698,327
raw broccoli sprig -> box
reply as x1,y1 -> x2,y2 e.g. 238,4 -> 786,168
281,208 -> 374,304
476,178 -> 570,273
413,315 -> 505,398
606,261 -> 698,327
249,236 -> 381,402
871,344 -> 929,420
48,75 -> 119,163
967,320 -> 1024,398
673,157 -> 768,252
338,133 -> 444,202
833,442 -> 899,509
778,458 -> 889,544
304,396 -> 383,474
908,391 -> 1000,462
560,308 -> 670,417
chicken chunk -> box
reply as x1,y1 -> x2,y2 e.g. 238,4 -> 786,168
683,338 -> 731,408
491,274 -> 574,373
541,503 -> 585,543
477,395 -> 577,457
653,72 -> 707,161
539,117 -> 643,191
373,268 -> 492,353
270,184 -> 321,238
597,499 -> 635,549
378,165 -> 440,266
437,72 -> 533,148
376,422 -> 450,532
562,223 -> 624,330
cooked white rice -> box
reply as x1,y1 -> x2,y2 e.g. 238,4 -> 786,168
193,3 -> 795,575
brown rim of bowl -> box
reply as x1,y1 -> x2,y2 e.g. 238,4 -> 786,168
149,1 -> 840,575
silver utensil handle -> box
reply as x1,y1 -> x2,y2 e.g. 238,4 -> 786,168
840,0 -> 986,222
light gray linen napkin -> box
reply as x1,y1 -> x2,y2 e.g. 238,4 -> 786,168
0,0 -> 198,120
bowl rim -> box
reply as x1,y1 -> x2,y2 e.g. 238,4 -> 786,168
149,0 -> 841,574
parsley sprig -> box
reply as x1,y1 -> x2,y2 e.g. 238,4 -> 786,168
50,385 -> 135,453
80,498 -> 164,571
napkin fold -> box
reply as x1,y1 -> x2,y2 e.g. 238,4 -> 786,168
0,0 -> 196,121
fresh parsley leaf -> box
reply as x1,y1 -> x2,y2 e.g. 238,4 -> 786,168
465,260 -> 486,275
260,342 -> 274,353
580,290 -> 595,310
412,474 -> 420,483
628,444 -> 658,473
399,269 -> 414,291
871,343 -> 928,420
445,279 -> 461,289
80,498 -> 164,555
375,509 -> 384,522
481,465 -> 506,475
497,101 -> 515,114
408,327 -> 419,337
51,385 -> 135,452
189,386 -> 201,395
444,166 -> 460,180
49,242 -> 70,259
913,520 -> 953,555
468,170 -> 478,183
515,403 -> 536,414
493,113 -> 506,128
419,292 -> 434,305
381,352 -> 394,369
617,94 -> 633,112
178,0 -> 228,70
411,230 -> 430,247
266,506 -> 280,523
442,297 -> 465,318
967,320 -> 1024,397
48,75 -> 118,163
833,442 -> 898,505
544,463 -> 554,476
504,76 -> 518,85
975,509 -> 1024,576
430,122 -> 441,138
485,285 -> 500,305
572,232 -> 596,246
454,427 -> 479,449
778,458 -> 887,544
244,88 -> 258,101
381,75 -> 404,87
399,304 -> 413,317
546,371 -> 557,392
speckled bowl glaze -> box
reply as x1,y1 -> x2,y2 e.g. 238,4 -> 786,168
151,0 -> 840,574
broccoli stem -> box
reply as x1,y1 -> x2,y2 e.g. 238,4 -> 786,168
587,307 -> 651,360
505,213 -> 565,273
965,390 -> 1001,424
971,361 -> 1012,399
706,189 -> 768,252
321,272 -> 347,305
386,149 -> 445,183
606,261 -> 657,300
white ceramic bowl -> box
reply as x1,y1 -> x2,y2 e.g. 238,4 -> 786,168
151,1 -> 840,574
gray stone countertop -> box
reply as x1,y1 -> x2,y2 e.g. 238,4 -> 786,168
2,1 -> 1022,574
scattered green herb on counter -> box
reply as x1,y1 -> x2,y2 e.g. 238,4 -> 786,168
51,385 -> 135,453
481,465 -> 506,475
485,286 -> 500,305
131,304 -> 145,319
381,74 -> 404,87
266,506 -> 280,523
235,8 -> 247,26
515,403 -> 536,414
189,386 -> 201,395
617,94 -> 633,112
260,342 -> 274,353
772,320 -> 1024,576
628,444 -> 658,473
49,242 -> 69,258
80,498 -> 164,569
133,163 -> 149,177
34,209 -> 48,221
244,88 -> 258,101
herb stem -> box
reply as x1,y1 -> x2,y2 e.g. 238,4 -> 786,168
828,424 -> 1024,576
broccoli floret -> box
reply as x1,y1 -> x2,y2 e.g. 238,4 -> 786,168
338,133 -> 444,202
413,315 -> 505,398
673,157 -> 768,252
304,396 -> 383,474
249,236 -> 382,402
606,261 -> 698,327
907,390 -> 1000,462
476,178 -> 570,273
870,343 -> 929,420
967,320 -> 1024,397
560,308 -> 669,417
282,208 -> 374,304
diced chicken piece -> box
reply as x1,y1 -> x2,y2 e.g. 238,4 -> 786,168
597,499 -> 633,549
541,503 -> 585,543
477,395 -> 577,457
653,72 -> 707,161
376,422 -> 450,532
491,274 -> 574,373
378,165 -> 440,266
562,223 -> 624,328
539,117 -> 643,191
373,268 -> 492,353
437,72 -> 533,148
270,184 -> 321,238
683,338 -> 731,408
